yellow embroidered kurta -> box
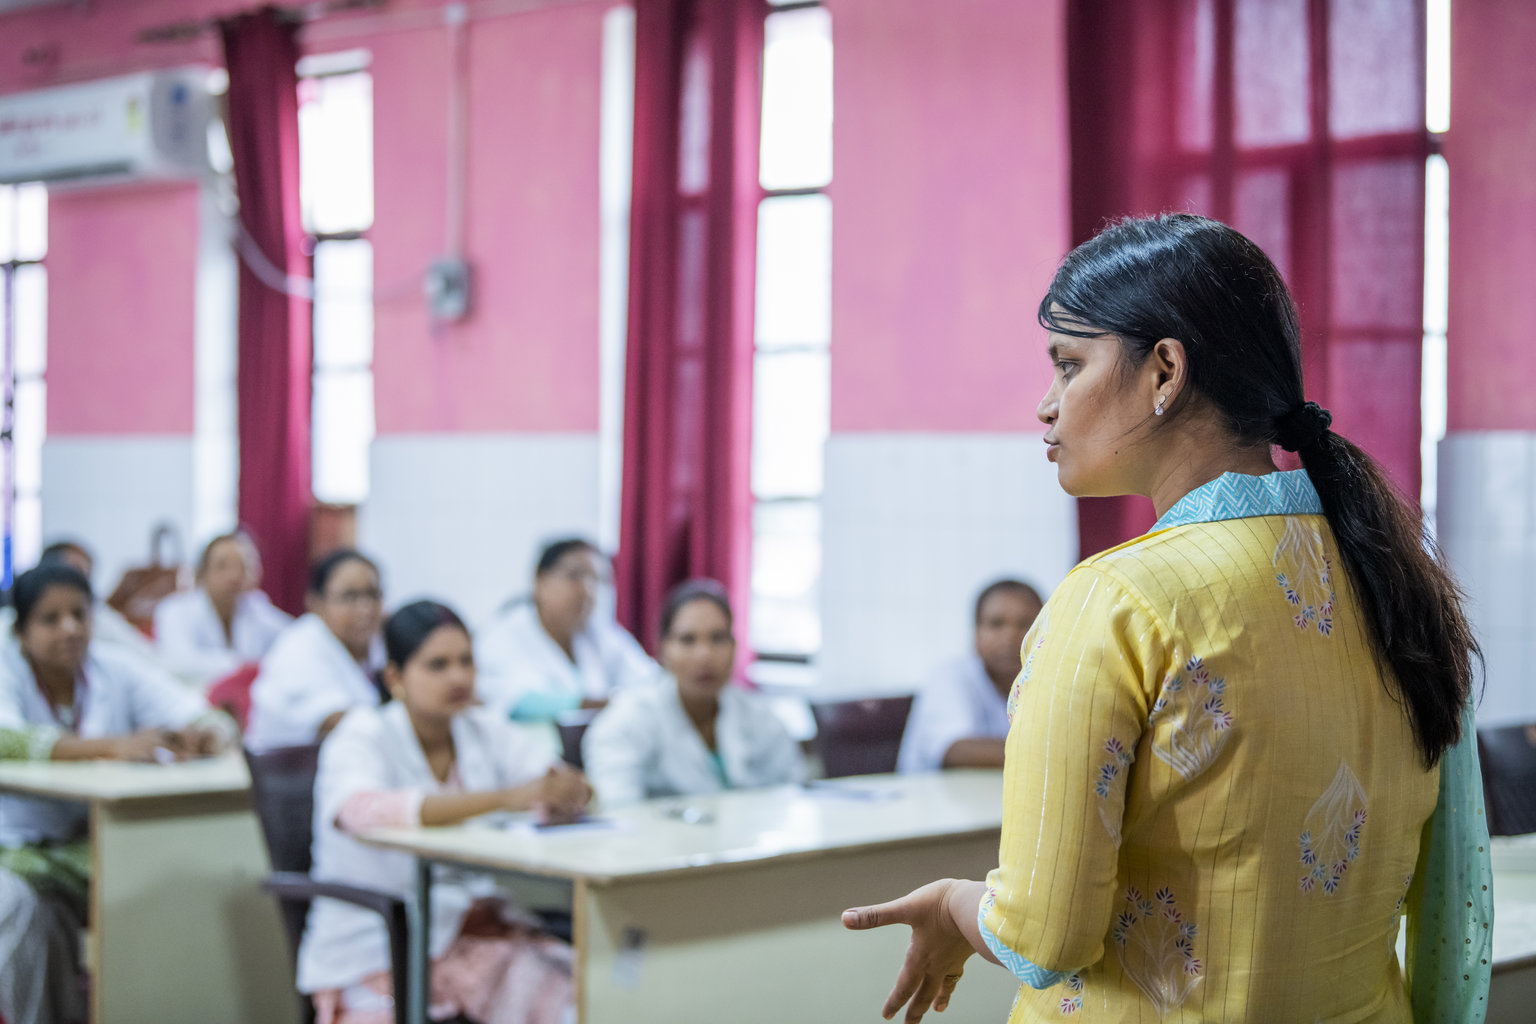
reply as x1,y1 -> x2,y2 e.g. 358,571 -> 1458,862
983,510 -> 1438,1022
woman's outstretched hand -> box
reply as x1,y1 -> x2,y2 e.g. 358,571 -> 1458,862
843,878 -> 979,1023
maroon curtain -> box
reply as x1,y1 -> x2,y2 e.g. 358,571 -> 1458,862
1067,0 -> 1429,558
614,0 -> 765,653
221,9 -> 312,615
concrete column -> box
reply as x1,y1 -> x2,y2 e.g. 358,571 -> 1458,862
1437,1 -> 1536,725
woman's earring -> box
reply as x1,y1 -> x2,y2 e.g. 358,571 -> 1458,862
1154,396 -> 1166,416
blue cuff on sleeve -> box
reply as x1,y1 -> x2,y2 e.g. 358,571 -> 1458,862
509,690 -> 582,723
978,891 -> 1070,990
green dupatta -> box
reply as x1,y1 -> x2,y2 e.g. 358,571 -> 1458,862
1406,701 -> 1495,1023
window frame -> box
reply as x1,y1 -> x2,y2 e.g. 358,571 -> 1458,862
298,63 -> 376,508
749,0 -> 832,667
1,183 -> 48,587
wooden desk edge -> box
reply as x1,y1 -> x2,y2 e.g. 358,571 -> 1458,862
0,778 -> 250,802
359,823 -> 1004,886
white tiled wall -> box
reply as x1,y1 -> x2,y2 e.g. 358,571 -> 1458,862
360,433 -> 602,625
1439,431 -> 1536,726
41,436 -> 197,591
818,433 -> 1077,696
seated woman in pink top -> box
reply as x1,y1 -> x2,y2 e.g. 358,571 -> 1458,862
298,599 -> 590,1024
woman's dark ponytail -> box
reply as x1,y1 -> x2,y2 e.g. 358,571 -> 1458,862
1041,213 -> 1477,767
1296,430 -> 1476,765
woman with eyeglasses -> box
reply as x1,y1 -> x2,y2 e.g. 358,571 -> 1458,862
246,549 -> 387,749
474,538 -> 656,725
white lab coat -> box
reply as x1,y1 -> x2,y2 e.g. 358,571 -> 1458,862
474,602 -> 658,719
245,614 -> 384,750
297,701 -> 557,993
0,639 -> 212,847
896,653 -> 1011,774
581,676 -> 803,806
152,588 -> 292,688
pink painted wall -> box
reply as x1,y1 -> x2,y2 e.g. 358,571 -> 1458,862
1445,0 -> 1536,432
45,183 -> 200,435
11,0 -> 1072,440
0,1 -> 228,94
2,0 -> 605,437
826,0 -> 1070,433
369,4 -> 603,434
0,0 -> 230,438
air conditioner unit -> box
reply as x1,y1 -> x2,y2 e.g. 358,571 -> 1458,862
0,68 -> 213,186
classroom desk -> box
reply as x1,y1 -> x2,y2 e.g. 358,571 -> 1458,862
0,755 -> 297,1024
1489,835 -> 1536,1024
362,770 -> 1021,1024
365,776 -> 1536,1024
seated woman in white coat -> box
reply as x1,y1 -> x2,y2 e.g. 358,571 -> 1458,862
246,549 -> 386,749
581,579 -> 803,806
475,538 -> 656,724
0,564 -> 234,1024
897,578 -> 1043,773
300,600 -> 590,1024
0,540 -> 169,671
153,531 -> 292,688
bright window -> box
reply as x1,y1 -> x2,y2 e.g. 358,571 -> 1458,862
1421,0 -> 1450,529
0,182 -> 48,585
750,2 -> 832,660
298,65 -> 375,505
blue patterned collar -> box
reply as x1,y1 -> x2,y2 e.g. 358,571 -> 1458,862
1152,469 -> 1322,531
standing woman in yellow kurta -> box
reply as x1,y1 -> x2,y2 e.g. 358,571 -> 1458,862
844,214 -> 1493,1024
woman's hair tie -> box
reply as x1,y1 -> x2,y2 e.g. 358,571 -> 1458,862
1274,401 -> 1333,452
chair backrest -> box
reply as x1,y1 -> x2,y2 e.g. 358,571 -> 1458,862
810,696 -> 915,778
556,708 -> 601,770
1478,723 -> 1536,836
243,743 -> 322,974
208,663 -> 261,732
243,744 -> 322,875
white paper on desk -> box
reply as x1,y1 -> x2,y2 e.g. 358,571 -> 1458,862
507,816 -> 633,837
612,926 -> 647,990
